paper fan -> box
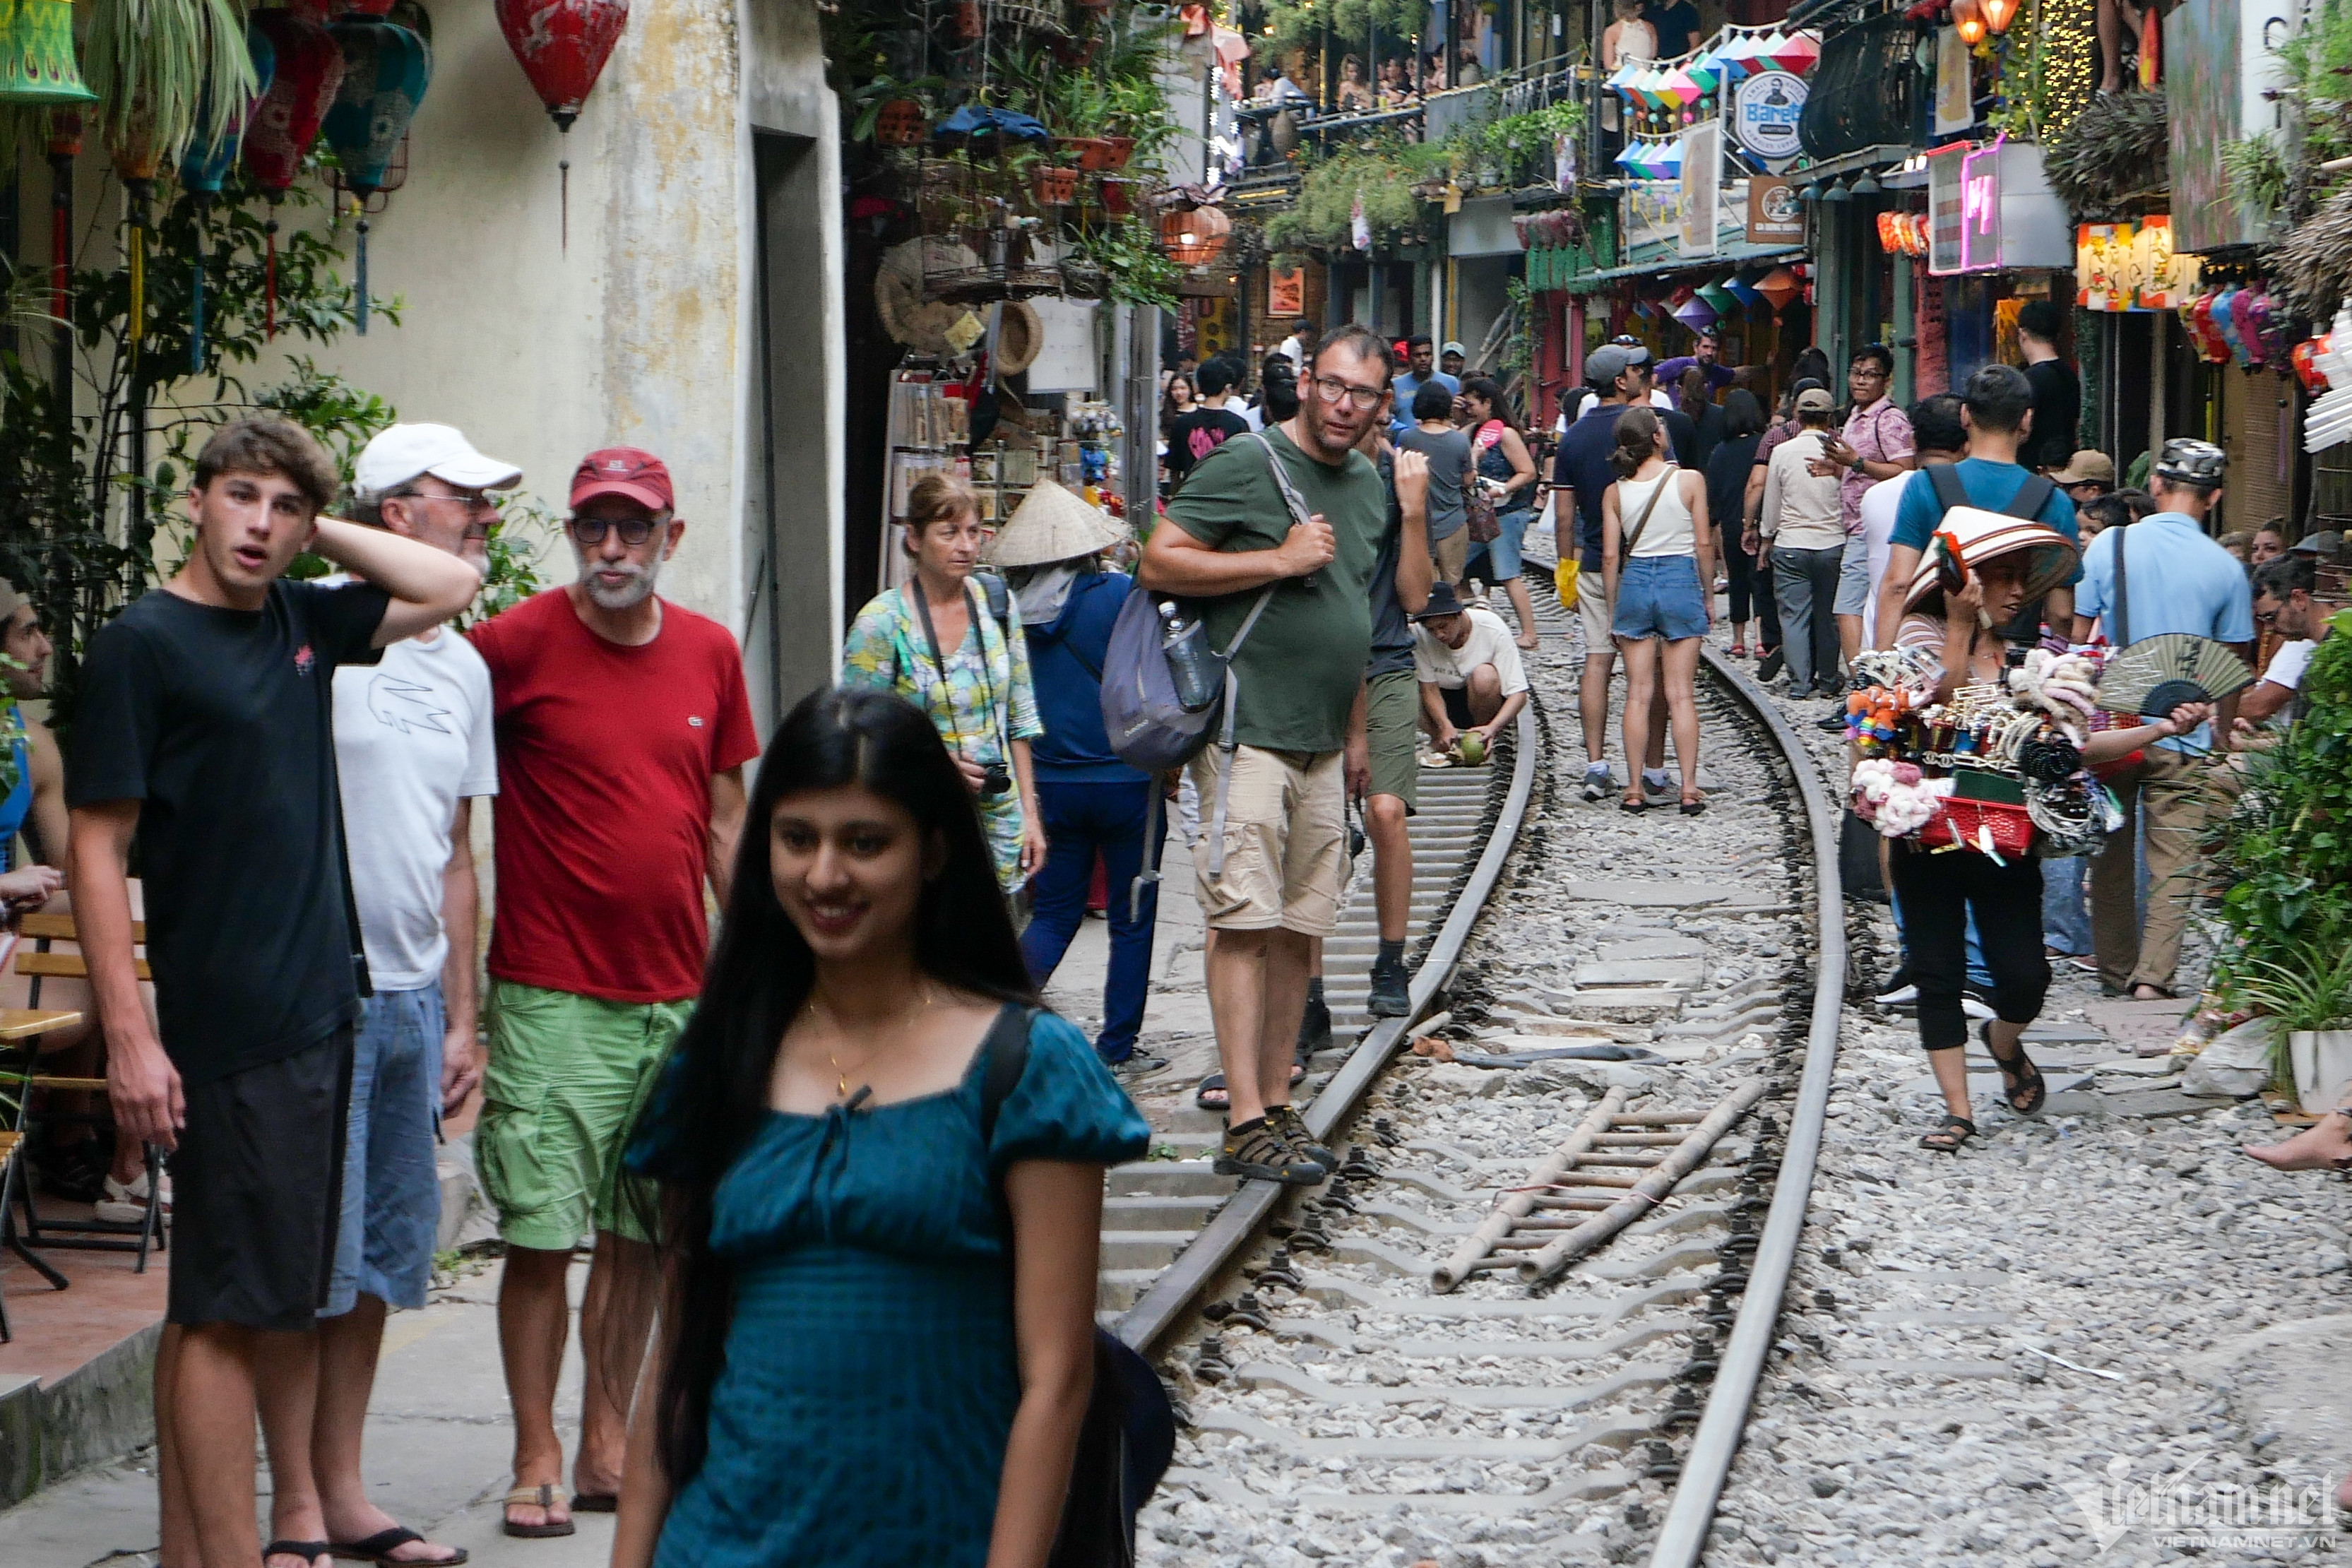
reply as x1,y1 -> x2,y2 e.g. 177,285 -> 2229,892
2094,634 -> 2255,718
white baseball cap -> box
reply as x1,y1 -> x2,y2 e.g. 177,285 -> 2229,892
354,422 -> 523,499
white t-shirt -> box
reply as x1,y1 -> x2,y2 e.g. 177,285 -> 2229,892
333,629 -> 499,990
1411,606 -> 1530,695
1858,471 -> 1908,646
2264,638 -> 2315,691
1562,387 -> 1673,427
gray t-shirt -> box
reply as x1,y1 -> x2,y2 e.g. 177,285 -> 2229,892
1395,425 -> 1472,542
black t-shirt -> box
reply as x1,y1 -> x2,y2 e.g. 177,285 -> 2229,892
1646,0 -> 1701,52
2023,358 -> 2080,472
1165,407 -> 1250,487
70,580 -> 391,1085
1368,452 -> 1414,678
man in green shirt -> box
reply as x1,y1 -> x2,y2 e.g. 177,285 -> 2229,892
1141,324 -> 1391,1184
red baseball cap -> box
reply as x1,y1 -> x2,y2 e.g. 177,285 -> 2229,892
570,447 -> 673,512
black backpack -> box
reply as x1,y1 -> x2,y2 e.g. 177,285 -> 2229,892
1923,463 -> 2059,643
978,1006 -> 1175,1567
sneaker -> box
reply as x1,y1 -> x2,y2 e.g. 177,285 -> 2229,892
1960,986 -> 1998,1021
1872,969 -> 1916,1006
1580,766 -> 1613,802
1213,1117 -> 1326,1185
1268,1105 -> 1337,1172
1367,954 -> 1412,1018
95,1168 -> 172,1225
1297,991 -> 1334,1057
1816,710 -> 1848,732
1641,776 -> 1677,807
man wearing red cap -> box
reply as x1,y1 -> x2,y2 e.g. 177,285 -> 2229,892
468,447 -> 760,1536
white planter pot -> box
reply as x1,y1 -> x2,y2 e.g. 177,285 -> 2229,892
2289,1029 -> 2352,1115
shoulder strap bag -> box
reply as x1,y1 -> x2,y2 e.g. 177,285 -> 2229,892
978,1007 -> 1175,1568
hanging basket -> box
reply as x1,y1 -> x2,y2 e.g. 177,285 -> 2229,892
1059,256 -> 1107,299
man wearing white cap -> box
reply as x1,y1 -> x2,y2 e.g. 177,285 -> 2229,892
254,423 -> 516,1568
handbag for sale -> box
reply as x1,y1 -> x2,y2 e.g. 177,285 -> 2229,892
1465,421 -> 1503,542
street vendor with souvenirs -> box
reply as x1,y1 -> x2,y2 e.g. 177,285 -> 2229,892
1846,506 -> 2215,1153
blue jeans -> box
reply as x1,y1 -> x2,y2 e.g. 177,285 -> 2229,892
323,983 -> 446,1316
2041,855 -> 2092,955
1890,886 -> 1997,991
1021,779 -> 1163,1061
1463,508 -> 1532,583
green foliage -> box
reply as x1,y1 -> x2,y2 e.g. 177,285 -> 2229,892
1072,218 -> 1183,309
2221,133 -> 2291,223
468,496 -> 557,630
1264,140 -> 1434,255
2279,0 -> 2352,186
81,0 -> 257,170
2237,944 -> 2352,1033
2212,612 -> 2352,1017
1463,99 -> 1583,189
0,166 -> 397,718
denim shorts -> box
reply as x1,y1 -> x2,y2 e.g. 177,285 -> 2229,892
1463,508 -> 1531,584
1833,534 -> 1873,616
324,985 -> 445,1316
1612,554 -> 1709,641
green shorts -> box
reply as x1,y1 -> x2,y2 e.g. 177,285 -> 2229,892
475,980 -> 694,1252
1365,667 -> 1419,814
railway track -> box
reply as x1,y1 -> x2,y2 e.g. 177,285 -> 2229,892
1098,582 -> 1848,1567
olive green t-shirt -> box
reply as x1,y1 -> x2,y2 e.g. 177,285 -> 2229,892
1165,424 -> 1387,754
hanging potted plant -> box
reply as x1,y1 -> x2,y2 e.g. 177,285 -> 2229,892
1048,72 -> 1115,170
1031,155 -> 1079,206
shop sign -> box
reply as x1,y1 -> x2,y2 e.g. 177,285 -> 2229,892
1267,266 -> 1305,316
1731,71 -> 1807,167
1747,177 -> 1804,244
2075,215 -> 2203,311
1926,139 -> 2072,275
1680,121 -> 1721,258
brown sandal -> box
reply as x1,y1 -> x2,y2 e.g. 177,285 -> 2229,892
501,1484 -> 575,1540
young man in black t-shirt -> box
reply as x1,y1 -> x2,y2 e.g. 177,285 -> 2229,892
1165,355 -> 1252,489
69,417 -> 482,1568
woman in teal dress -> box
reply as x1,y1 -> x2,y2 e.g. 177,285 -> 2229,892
611,686 -> 1148,1568
842,475 -> 1048,893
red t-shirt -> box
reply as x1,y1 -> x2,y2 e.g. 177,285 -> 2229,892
470,590 -> 761,1002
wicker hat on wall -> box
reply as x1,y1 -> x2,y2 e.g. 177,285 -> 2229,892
985,481 -> 1127,568
994,302 -> 1043,376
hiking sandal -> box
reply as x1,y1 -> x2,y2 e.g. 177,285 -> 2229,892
1213,1117 -> 1326,1186
501,1485 -> 575,1540
1920,1114 -> 1977,1153
1982,1023 -> 2047,1116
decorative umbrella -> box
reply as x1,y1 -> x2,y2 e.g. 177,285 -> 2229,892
495,0 -> 631,250
180,23 -> 276,372
1697,281 -> 1739,318
246,9 -> 347,338
323,15 -> 432,335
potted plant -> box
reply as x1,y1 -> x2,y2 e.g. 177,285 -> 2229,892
2239,942 -> 2352,1112
1048,73 -> 1116,170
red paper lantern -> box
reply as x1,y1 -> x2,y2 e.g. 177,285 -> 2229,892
1755,266 -> 1801,320
495,0 -> 629,134
1160,203 -> 1230,267
244,11 -> 346,193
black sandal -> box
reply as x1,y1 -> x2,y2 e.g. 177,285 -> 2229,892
1920,1114 -> 1976,1152
331,1528 -> 469,1565
1983,1022 -> 2048,1116
266,1543 -> 332,1568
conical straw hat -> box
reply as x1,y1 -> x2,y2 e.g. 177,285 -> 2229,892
985,481 -> 1128,568
1902,504 -> 2079,614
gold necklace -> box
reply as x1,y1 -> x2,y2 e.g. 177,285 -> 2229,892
806,982 -> 939,1100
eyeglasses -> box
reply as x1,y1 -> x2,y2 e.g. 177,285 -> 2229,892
1309,374 -> 1385,410
411,489 -> 501,516
568,514 -> 664,546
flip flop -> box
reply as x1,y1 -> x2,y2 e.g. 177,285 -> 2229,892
501,1485 -> 575,1540
331,1528 -> 468,1565
267,1543 -> 331,1568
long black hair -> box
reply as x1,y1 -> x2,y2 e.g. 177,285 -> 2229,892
627,685 -> 1037,1487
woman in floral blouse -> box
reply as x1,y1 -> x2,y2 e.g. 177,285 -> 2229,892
843,475 -> 1047,891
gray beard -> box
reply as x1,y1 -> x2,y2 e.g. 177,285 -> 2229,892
576,553 -> 661,610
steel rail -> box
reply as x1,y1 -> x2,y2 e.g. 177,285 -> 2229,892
1646,647 -> 1848,1568
1114,696 -> 1542,1353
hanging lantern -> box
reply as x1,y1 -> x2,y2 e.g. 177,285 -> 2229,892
1160,202 -> 1230,268
0,0 -> 95,103
322,15 -> 431,336
1755,266 -> 1801,321
2292,335 -> 2332,395
1980,0 -> 2019,32
245,11 -> 345,340
1953,0 -> 1987,45
1723,272 -> 1759,308
495,0 -> 629,133
1673,294 -> 1718,334
1697,282 -> 1738,318
181,25 -> 275,375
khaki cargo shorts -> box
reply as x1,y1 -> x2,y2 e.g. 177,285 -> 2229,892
1186,744 -> 1347,936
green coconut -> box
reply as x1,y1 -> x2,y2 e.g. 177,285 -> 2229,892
1456,731 -> 1487,766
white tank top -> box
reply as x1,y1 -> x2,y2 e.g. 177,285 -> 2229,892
1613,467 -> 1695,559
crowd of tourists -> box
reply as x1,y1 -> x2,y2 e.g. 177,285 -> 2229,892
11,296 -> 2344,1567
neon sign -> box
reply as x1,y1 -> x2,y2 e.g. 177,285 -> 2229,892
1958,137 -> 2004,273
